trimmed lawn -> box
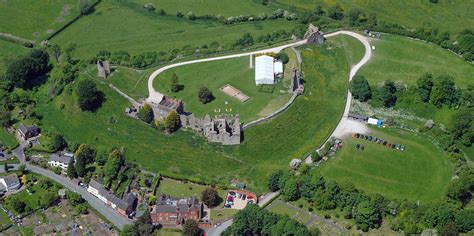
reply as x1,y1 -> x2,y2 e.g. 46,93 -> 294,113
154,56 -> 292,123
0,0 -> 80,40
331,34 -> 365,66
133,0 -> 271,16
210,209 -> 238,221
156,178 -> 227,203
103,67 -> 150,101
358,34 -> 474,88
50,1 -> 298,59
0,128 -> 17,149
318,127 -> 453,202
274,0 -> 474,36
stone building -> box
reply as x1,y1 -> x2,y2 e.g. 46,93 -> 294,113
97,60 -> 111,78
180,114 -> 241,145
149,96 -> 184,120
150,195 -> 202,227
304,24 -> 325,45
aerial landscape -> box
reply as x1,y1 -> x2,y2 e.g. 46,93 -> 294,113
0,0 -> 473,235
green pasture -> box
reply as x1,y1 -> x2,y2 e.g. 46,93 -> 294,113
154,56 -> 291,123
0,0 -> 80,40
50,1 -> 298,59
274,0 -> 474,36
210,209 -> 238,221
318,127 -> 453,202
358,34 -> 474,88
332,34 -> 365,66
0,40 -> 30,73
102,67 -> 150,101
134,0 -> 271,16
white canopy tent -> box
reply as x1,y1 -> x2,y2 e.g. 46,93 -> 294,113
255,55 -> 275,85
274,61 -> 283,75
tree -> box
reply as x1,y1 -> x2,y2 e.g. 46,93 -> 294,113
379,80 -> 397,107
350,75 -> 372,102
49,44 -> 62,62
40,191 -> 57,208
80,0 -> 93,15
66,158 -> 77,179
268,170 -> 283,192
300,174 -> 325,200
276,52 -> 289,64
5,49 -> 50,89
314,3 -> 325,16
201,188 -> 220,207
10,198 -> 26,213
198,87 -> 213,104
76,79 -> 104,111
157,8 -> 166,16
138,103 -> 154,123
67,191 -> 85,207
328,5 -> 344,20
164,110 -> 181,132
74,144 -> 95,177
18,164 -> 26,174
416,73 -> 434,103
449,108 -> 473,145
282,177 -> 300,201
21,175 -> 27,185
455,209 -> 474,232
183,219 -> 201,236
52,134 -> 67,152
234,33 -> 254,48
170,73 -> 183,92
353,199 -> 381,231
120,224 -> 139,236
430,75 -> 459,107
423,201 -> 455,229
103,149 -> 125,187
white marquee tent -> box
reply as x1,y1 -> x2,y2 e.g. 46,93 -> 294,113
255,55 -> 275,85
274,60 -> 283,75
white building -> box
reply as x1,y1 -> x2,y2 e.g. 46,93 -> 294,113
48,153 -> 73,170
0,173 -> 21,193
255,55 -> 275,85
274,60 -> 284,76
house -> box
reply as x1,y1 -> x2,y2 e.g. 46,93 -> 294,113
255,55 -> 275,85
150,96 -> 184,120
17,123 -> 40,140
0,173 -> 21,193
87,179 -> 134,216
97,60 -> 111,78
150,195 -> 203,227
48,153 -> 73,170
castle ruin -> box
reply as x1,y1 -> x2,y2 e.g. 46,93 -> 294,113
180,114 -> 241,145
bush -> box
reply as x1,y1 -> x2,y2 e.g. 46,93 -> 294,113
143,3 -> 155,12
138,103 -> 154,124
76,79 -> 104,112
350,75 -> 372,102
276,52 -> 289,64
198,87 -> 214,104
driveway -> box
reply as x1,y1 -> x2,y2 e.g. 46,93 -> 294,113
15,164 -> 132,230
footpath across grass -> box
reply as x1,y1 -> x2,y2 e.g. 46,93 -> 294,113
318,127 -> 453,202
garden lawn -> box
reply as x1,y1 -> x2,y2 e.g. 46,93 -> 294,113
211,209 -> 239,221
156,178 -> 227,203
50,1 -> 298,59
0,210 -> 11,227
318,127 -> 453,202
133,0 -> 271,16
0,0 -> 80,40
358,34 -> 474,88
154,56 -> 291,123
274,0 -> 474,36
0,128 -> 17,149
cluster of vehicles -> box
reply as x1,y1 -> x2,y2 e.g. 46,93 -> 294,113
352,133 -> 406,151
224,191 -> 255,208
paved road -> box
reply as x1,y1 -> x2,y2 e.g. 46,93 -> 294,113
17,164 -> 132,230
11,141 -> 27,163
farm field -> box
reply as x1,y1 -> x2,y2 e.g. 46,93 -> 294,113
50,1 -> 298,59
274,0 -> 474,36
318,127 -> 453,202
36,36 -> 355,194
154,56 -> 292,123
0,0 -> 80,40
357,34 -> 474,88
133,0 -> 272,16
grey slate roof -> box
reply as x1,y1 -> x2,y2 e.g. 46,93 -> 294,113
154,195 -> 200,213
89,179 -> 129,211
0,173 -> 20,191
49,154 -> 73,164
18,123 -> 39,134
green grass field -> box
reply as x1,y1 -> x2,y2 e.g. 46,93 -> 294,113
274,0 -> 474,36
0,40 -> 30,73
134,0 -> 271,16
154,56 -> 292,122
268,202 -> 312,223
318,127 -> 453,202
0,128 -> 17,149
101,67 -> 150,101
36,37 -> 354,194
156,178 -> 227,202
0,0 -> 80,40
211,208 -> 238,221
332,34 -> 365,66
358,34 -> 474,88
50,1 -> 298,59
